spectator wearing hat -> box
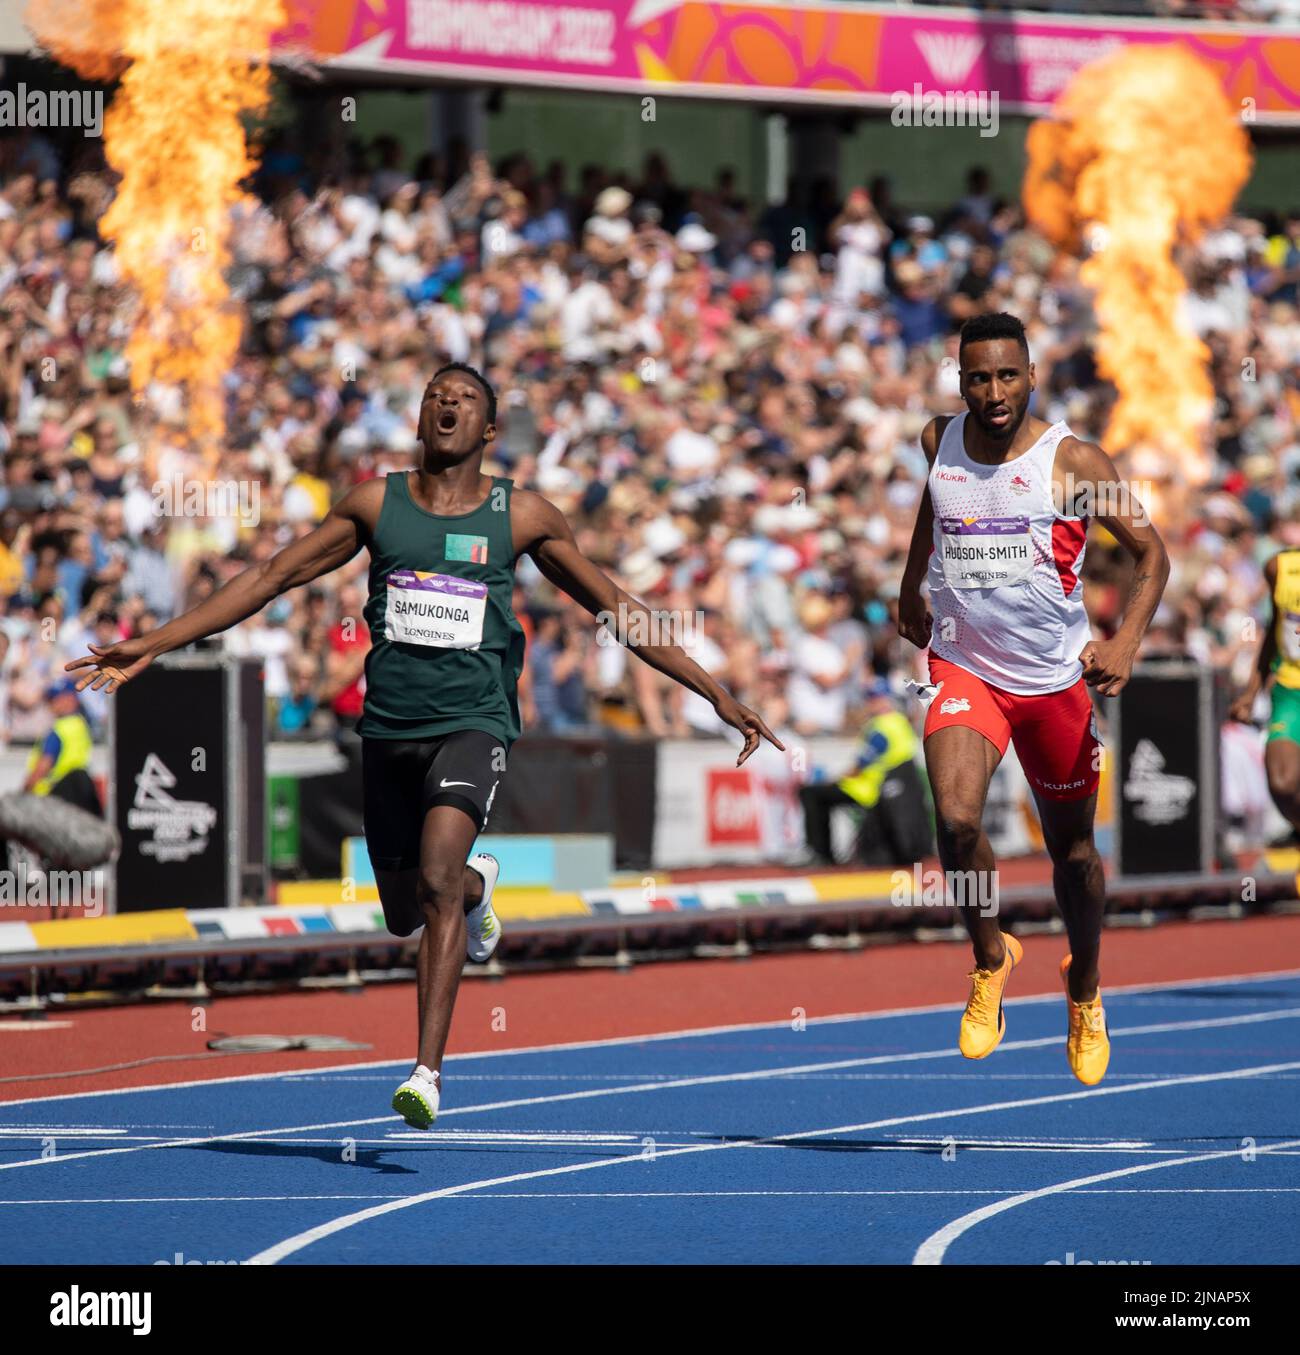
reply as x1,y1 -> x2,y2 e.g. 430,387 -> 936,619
674,221 -> 718,262
789,592 -> 852,735
583,186 -> 634,264
23,677 -> 100,815
798,678 -> 930,867
889,215 -> 945,269
889,258 -> 948,350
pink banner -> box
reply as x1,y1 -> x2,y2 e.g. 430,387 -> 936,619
274,1 -> 1300,121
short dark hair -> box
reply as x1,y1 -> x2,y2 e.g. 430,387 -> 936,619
959,312 -> 1029,359
432,362 -> 497,424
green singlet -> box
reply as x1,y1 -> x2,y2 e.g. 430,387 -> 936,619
357,471 -> 525,747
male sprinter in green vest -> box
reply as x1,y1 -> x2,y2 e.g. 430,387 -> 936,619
67,363 -> 783,1129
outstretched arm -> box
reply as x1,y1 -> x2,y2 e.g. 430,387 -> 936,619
66,482 -> 378,693
517,491 -> 784,765
1059,437 -> 1170,697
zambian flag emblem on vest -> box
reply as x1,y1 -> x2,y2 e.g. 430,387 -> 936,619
446,534 -> 488,564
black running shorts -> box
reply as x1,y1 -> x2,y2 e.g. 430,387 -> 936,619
361,730 -> 506,872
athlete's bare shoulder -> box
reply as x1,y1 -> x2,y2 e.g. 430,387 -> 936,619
1265,550 -> 1286,585
1054,432 -> 1112,478
509,485 -> 571,556
332,475 -> 389,538
920,414 -> 955,465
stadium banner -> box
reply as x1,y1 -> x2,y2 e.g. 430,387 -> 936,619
110,655 -> 267,912
111,663 -> 228,913
1112,662 -> 1218,876
274,1 -> 1300,122
653,735 -> 1043,869
653,735 -> 829,869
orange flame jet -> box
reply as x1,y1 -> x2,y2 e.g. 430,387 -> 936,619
1024,45 -> 1252,510
26,0 -> 285,454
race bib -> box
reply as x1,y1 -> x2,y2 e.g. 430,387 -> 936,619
938,516 -> 1034,589
385,570 -> 487,649
1283,611 -> 1300,664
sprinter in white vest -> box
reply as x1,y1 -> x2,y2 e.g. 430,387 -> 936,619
898,312 -> 1169,1085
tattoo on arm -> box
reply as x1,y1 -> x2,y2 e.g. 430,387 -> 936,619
1128,570 -> 1151,605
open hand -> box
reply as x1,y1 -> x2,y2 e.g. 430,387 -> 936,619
65,637 -> 155,694
714,694 -> 785,766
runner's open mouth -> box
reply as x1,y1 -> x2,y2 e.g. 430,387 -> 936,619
437,410 -> 458,433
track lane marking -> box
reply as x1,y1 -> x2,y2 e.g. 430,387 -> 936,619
246,1058 -> 1300,1264
913,1137 -> 1300,1264
4,1005 -> 1300,1176
13,1187 -> 1300,1208
4,1003 -> 1300,1174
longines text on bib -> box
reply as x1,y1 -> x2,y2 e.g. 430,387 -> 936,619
939,515 -> 1034,589
385,570 -> 488,649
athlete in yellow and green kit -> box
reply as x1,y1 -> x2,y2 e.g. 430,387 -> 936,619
1231,549 -> 1300,839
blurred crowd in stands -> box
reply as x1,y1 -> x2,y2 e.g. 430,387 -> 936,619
0,116 -> 1298,755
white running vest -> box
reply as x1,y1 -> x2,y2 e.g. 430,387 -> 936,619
926,412 -> 1091,695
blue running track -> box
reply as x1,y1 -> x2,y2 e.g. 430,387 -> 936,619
2,971 -> 1299,1265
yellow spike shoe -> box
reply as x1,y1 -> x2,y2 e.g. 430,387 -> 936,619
958,932 -> 1023,1059
1060,954 -> 1110,1086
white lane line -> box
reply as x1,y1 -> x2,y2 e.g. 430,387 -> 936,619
275,1071 -> 1300,1083
0,1195 -> 418,1205
282,1140 -> 1300,1158
0,1127 -> 128,1137
0,1123 -> 215,1131
245,1058 -> 1300,1265
357,1186 -> 1300,1200
11,1186 -> 1300,1209
6,965 -> 1298,1110
913,1137 -> 1300,1265
4,1006 -> 1298,1174
3,1005 -> 1300,1176
13,1136 -> 1297,1158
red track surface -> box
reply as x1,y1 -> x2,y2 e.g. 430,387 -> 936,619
2,913 -> 1299,1104
666,857 -> 1061,884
